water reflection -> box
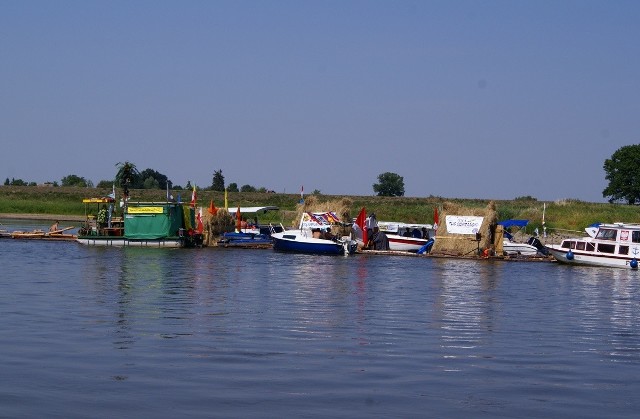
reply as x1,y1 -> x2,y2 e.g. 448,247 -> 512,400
562,265 -> 640,363
432,259 -> 502,365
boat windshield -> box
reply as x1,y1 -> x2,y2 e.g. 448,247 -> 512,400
595,228 -> 617,241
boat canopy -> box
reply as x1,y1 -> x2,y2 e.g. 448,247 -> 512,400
235,206 -> 279,214
125,202 -> 195,239
497,219 -> 529,228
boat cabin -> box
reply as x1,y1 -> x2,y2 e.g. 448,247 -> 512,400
559,224 -> 640,257
79,198 -> 203,247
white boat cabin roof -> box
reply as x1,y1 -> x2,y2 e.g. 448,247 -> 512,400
377,221 -> 433,233
234,206 -> 279,214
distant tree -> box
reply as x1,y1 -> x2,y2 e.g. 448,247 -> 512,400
185,180 -> 192,190
115,161 -> 139,199
138,168 -> 169,189
9,178 -> 28,186
258,187 -> 267,193
312,189 -> 321,195
514,196 -> 537,201
4,178 -> 9,185
373,172 -> 405,197
227,182 -> 239,193
211,169 -> 225,192
240,184 -> 257,192
96,180 -> 114,188
142,177 -> 160,189
61,174 -> 90,187
603,144 -> 640,204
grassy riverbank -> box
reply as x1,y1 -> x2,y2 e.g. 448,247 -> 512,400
2,185 -> 640,235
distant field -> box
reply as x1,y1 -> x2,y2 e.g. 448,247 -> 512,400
2,185 -> 640,235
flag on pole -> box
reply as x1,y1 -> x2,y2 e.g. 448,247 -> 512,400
108,184 -> 116,199
235,206 -> 242,232
224,188 -> 228,211
208,199 -> 218,216
190,185 -> 197,207
299,185 -> 304,204
355,207 -> 368,245
433,206 -> 439,231
196,207 -> 204,233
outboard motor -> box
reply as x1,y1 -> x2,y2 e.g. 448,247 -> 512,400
527,236 -> 548,255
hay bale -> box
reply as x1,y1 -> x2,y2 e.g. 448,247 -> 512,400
432,201 -> 499,256
203,209 -> 234,246
294,196 -> 353,237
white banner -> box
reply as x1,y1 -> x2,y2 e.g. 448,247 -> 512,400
445,215 -> 484,235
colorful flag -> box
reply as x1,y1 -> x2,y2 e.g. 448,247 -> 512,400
190,185 -> 197,207
355,207 -> 368,245
196,207 -> 204,233
433,206 -> 439,231
235,206 -> 242,232
208,199 -> 218,215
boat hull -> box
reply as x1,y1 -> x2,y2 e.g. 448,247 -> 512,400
503,240 -> 540,256
271,231 -> 356,255
7,232 -> 77,241
77,236 -> 185,248
218,232 -> 273,248
385,234 -> 430,252
546,245 -> 638,269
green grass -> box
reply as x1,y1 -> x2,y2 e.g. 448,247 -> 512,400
2,186 -> 640,233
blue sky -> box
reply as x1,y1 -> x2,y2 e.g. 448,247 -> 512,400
2,0 -> 639,202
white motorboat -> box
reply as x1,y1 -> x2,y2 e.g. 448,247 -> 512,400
545,222 -> 640,269
271,211 -> 357,255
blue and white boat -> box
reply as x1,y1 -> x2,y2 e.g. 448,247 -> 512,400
271,211 -> 357,255
218,206 -> 283,248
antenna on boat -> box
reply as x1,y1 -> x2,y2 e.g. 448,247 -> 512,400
542,202 -> 547,238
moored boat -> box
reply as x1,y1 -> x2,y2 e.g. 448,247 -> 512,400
498,219 -> 546,257
352,212 -> 435,252
218,206 -> 283,248
271,211 -> 357,255
76,197 -> 203,248
10,227 -> 77,241
545,222 -> 640,268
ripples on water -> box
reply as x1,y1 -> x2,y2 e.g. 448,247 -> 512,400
1,235 -> 640,418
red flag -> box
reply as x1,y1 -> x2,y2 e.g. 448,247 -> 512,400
196,207 -> 204,233
433,206 -> 439,231
236,207 -> 242,232
355,207 -> 368,245
208,199 -> 218,215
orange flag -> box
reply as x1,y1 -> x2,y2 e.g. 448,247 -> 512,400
355,207 -> 368,244
236,207 -> 242,232
208,199 -> 217,215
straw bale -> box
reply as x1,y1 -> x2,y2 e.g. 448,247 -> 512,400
203,209 -> 234,246
294,196 -> 354,237
431,200 -> 499,257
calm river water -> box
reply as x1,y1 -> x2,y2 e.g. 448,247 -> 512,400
1,220 -> 640,418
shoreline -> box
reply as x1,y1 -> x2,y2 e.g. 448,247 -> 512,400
0,213 -> 85,222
